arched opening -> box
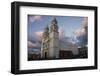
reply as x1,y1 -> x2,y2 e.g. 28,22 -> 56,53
45,52 -> 47,59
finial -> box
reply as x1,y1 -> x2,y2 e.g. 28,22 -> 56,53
51,17 -> 57,24
44,24 -> 49,32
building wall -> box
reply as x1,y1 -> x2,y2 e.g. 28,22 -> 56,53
49,31 -> 59,58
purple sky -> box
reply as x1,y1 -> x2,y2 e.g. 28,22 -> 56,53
27,15 -> 88,53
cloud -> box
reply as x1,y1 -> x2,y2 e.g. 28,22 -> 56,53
59,27 -> 65,40
82,17 -> 88,28
28,41 -> 37,48
28,40 -> 41,49
29,16 -> 41,22
35,31 -> 43,41
73,17 -> 88,46
74,17 -> 88,37
74,28 -> 86,37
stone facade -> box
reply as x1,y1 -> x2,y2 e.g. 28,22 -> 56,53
41,18 -> 59,59
41,17 -> 79,59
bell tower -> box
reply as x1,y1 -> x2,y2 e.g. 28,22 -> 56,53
41,25 -> 50,59
49,17 -> 59,58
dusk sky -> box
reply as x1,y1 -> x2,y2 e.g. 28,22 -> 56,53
28,15 -> 83,37
28,15 -> 88,53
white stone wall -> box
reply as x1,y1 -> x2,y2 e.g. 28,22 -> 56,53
59,41 -> 78,55
49,32 -> 59,58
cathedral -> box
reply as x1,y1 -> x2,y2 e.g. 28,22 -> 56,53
41,17 -> 78,59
